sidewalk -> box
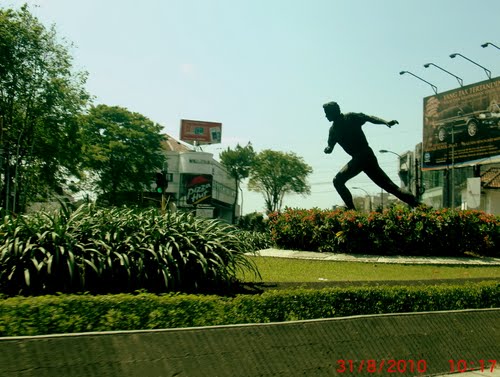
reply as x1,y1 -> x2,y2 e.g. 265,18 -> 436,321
255,248 -> 500,266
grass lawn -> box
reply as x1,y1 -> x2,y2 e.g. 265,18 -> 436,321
239,256 -> 500,283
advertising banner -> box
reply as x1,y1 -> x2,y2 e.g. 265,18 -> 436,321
184,174 -> 213,205
422,77 -> 500,169
180,119 -> 222,145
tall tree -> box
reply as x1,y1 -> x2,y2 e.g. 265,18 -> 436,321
80,104 -> 165,203
248,150 -> 312,213
0,5 -> 89,212
219,142 -> 256,222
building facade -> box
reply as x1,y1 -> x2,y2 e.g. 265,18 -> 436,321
397,143 -> 500,215
160,135 -> 238,222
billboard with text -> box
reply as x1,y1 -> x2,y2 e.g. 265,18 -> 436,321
180,119 -> 222,145
422,77 -> 500,169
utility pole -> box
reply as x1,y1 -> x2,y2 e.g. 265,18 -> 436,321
414,157 -> 421,202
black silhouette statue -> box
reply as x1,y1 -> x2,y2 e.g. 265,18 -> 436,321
323,101 -> 419,210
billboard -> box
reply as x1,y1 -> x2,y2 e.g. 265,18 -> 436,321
422,77 -> 500,169
180,119 -> 222,145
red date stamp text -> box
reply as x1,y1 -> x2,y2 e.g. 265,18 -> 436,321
336,359 -> 427,374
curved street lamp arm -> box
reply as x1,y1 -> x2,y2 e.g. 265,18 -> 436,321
423,63 -> 464,87
399,71 -> 438,94
450,53 -> 492,80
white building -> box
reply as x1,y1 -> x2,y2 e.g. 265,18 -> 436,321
460,167 -> 500,214
161,135 -> 238,222
395,143 -> 500,215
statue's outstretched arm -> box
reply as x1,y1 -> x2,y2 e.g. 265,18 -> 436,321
365,115 -> 399,128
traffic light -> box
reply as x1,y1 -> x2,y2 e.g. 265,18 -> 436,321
155,172 -> 168,194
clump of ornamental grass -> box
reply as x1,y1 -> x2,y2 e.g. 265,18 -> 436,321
0,204 -> 260,296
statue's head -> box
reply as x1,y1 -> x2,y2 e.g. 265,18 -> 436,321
323,101 -> 341,121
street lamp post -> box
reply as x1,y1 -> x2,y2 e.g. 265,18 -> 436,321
351,186 -> 372,212
379,149 -> 402,158
449,53 -> 492,79
399,71 -> 438,94
379,149 -> 413,195
481,42 -> 500,51
423,63 -> 464,87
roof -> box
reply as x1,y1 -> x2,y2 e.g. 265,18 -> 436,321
481,167 -> 500,189
161,134 -> 193,153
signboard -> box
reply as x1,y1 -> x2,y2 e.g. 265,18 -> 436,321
185,174 -> 213,205
422,77 -> 500,169
180,119 -> 222,145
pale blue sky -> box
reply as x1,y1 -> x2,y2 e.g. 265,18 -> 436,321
7,0 -> 500,213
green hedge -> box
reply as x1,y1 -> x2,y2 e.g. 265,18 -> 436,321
268,206 -> 500,257
0,282 -> 498,336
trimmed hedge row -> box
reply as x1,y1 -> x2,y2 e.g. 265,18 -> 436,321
268,206 -> 500,257
0,282 -> 498,337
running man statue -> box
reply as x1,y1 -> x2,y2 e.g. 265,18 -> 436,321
323,101 -> 419,210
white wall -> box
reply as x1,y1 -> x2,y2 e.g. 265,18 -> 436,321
486,190 -> 500,215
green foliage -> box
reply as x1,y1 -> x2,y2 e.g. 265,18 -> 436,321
0,282 -> 498,336
268,206 -> 500,257
219,142 -> 256,223
219,142 -> 256,182
248,150 -> 313,213
238,231 -> 273,251
0,4 -> 90,212
80,104 -> 165,202
236,213 -> 273,250
0,205 -> 259,296
237,212 -> 268,232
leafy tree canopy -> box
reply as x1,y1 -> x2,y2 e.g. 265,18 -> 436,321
80,104 -> 166,200
219,142 -> 256,223
248,150 -> 312,213
220,142 -> 256,181
0,4 -> 90,212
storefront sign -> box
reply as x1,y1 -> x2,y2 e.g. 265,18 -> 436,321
186,175 -> 212,205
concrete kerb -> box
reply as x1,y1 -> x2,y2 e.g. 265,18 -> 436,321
253,248 -> 500,266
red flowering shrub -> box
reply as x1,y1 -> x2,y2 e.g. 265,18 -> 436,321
268,206 -> 500,257
268,208 -> 326,251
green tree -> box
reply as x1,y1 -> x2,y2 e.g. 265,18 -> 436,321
0,5 -> 90,212
219,142 -> 256,223
80,104 -> 165,204
248,150 -> 312,213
